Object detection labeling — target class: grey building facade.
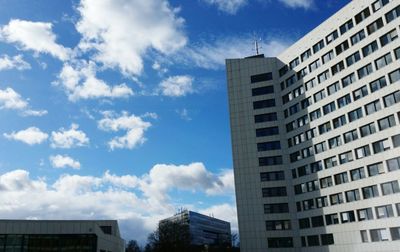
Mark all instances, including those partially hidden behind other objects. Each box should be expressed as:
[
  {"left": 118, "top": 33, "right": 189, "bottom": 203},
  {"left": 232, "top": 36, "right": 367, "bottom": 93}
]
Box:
[
  {"left": 226, "top": 0, "right": 400, "bottom": 251},
  {"left": 0, "top": 220, "right": 124, "bottom": 252}
]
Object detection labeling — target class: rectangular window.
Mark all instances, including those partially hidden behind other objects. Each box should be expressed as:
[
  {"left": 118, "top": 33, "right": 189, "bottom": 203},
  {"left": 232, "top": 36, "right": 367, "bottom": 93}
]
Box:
[
  {"left": 390, "top": 227, "right": 400, "bottom": 241},
  {"left": 309, "top": 109, "right": 321, "bottom": 121},
  {"left": 318, "top": 121, "right": 331, "bottom": 134},
  {"left": 355, "top": 7, "right": 371, "bottom": 24},
  {"left": 264, "top": 203, "right": 289, "bottom": 214},
  {"left": 342, "top": 73, "right": 356, "bottom": 88},
  {"left": 353, "top": 85, "right": 368, "bottom": 100},
  {"left": 340, "top": 19, "right": 354, "bottom": 35},
  {"left": 378, "top": 115, "right": 396, "bottom": 130},
  {"left": 351, "top": 29, "right": 366, "bottom": 45},
  {"left": 309, "top": 59, "right": 321, "bottom": 72},
  {"left": 380, "top": 29, "right": 398, "bottom": 46},
  {"left": 326, "top": 31, "right": 338, "bottom": 45},
  {"left": 376, "top": 205, "right": 394, "bottom": 219},
  {"left": 331, "top": 61, "right": 345, "bottom": 75},
  {"left": 318, "top": 70, "right": 330, "bottom": 83},
  {"left": 311, "top": 216, "right": 324, "bottom": 227},
  {"left": 262, "top": 187, "right": 287, "bottom": 197},
  {"left": 259, "top": 156, "right": 283, "bottom": 166},
  {"left": 334, "top": 172, "right": 348, "bottom": 185},
  {"left": 355, "top": 145, "right": 371, "bottom": 159},
  {"left": 279, "top": 65, "right": 288, "bottom": 77},
  {"left": 252, "top": 86, "right": 274, "bottom": 96},
  {"left": 327, "top": 81, "right": 340, "bottom": 95},
  {"left": 307, "top": 235, "right": 320, "bottom": 247},
  {"left": 339, "top": 151, "right": 353, "bottom": 164},
  {"left": 381, "top": 181, "right": 400, "bottom": 195},
  {"left": 256, "top": 127, "right": 279, "bottom": 137},
  {"left": 321, "top": 234, "right": 334, "bottom": 245},
  {"left": 312, "top": 40, "right": 325, "bottom": 54},
  {"left": 260, "top": 171, "right": 285, "bottom": 181},
  {"left": 313, "top": 90, "right": 326, "bottom": 103},
  {"left": 267, "top": 237, "right": 293, "bottom": 248},
  {"left": 324, "top": 156, "right": 338, "bottom": 169},
  {"left": 289, "top": 58, "right": 299, "bottom": 69},
  {"left": 328, "top": 135, "right": 342, "bottom": 149},
  {"left": 389, "top": 69, "right": 400, "bottom": 83},
  {"left": 367, "top": 17, "right": 384, "bottom": 35},
  {"left": 385, "top": 5, "right": 400, "bottom": 23},
  {"left": 345, "top": 189, "right": 361, "bottom": 202},
  {"left": 372, "top": 138, "right": 390, "bottom": 153},
  {"left": 301, "top": 49, "right": 312, "bottom": 62},
  {"left": 325, "top": 213, "right": 339, "bottom": 225},
  {"left": 346, "top": 51, "right": 361, "bottom": 67},
  {"left": 322, "top": 50, "right": 334, "bottom": 63},
  {"left": 286, "top": 75, "right": 296, "bottom": 87},
  {"left": 383, "top": 90, "right": 400, "bottom": 107},
  {"left": 297, "top": 67, "right": 309, "bottom": 79},
  {"left": 367, "top": 162, "right": 385, "bottom": 176},
  {"left": 310, "top": 161, "right": 322, "bottom": 173},
  {"left": 362, "top": 41, "right": 379, "bottom": 57},
  {"left": 344, "top": 129, "right": 358, "bottom": 143},
  {"left": 335, "top": 40, "right": 349, "bottom": 55},
  {"left": 375, "top": 53, "right": 393, "bottom": 70},
  {"left": 369, "top": 76, "right": 387, "bottom": 93},
  {"left": 372, "top": 0, "right": 391, "bottom": 12},
  {"left": 357, "top": 63, "right": 373, "bottom": 79},
  {"left": 253, "top": 99, "right": 275, "bottom": 109},
  {"left": 395, "top": 47, "right": 400, "bottom": 59},
  {"left": 357, "top": 208, "right": 373, "bottom": 221},
  {"left": 251, "top": 72, "right": 273, "bottom": 83},
  {"left": 255, "top": 113, "right": 278, "bottom": 123},
  {"left": 337, "top": 94, "right": 351, "bottom": 108},
  {"left": 387, "top": 157, "right": 400, "bottom": 172},
  {"left": 257, "top": 141, "right": 281, "bottom": 151},
  {"left": 348, "top": 107, "right": 363, "bottom": 122},
  {"left": 266, "top": 220, "right": 291, "bottom": 231},
  {"left": 305, "top": 78, "right": 316, "bottom": 91},
  {"left": 365, "top": 100, "right": 381, "bottom": 115},
  {"left": 316, "top": 196, "right": 328, "bottom": 208},
  {"left": 341, "top": 211, "right": 356, "bottom": 223},
  {"left": 361, "top": 230, "right": 368, "bottom": 243},
  {"left": 362, "top": 185, "right": 379, "bottom": 199},
  {"left": 323, "top": 102, "right": 336, "bottom": 115},
  {"left": 300, "top": 97, "right": 312, "bottom": 110},
  {"left": 350, "top": 167, "right": 366, "bottom": 181},
  {"left": 392, "top": 134, "right": 400, "bottom": 148},
  {"left": 320, "top": 176, "right": 333, "bottom": 188},
  {"left": 330, "top": 193, "right": 344, "bottom": 205}
]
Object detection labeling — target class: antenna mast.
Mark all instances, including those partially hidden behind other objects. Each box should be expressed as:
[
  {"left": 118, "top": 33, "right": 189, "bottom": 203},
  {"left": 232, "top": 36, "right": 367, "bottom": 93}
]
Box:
[{"left": 254, "top": 39, "right": 259, "bottom": 55}]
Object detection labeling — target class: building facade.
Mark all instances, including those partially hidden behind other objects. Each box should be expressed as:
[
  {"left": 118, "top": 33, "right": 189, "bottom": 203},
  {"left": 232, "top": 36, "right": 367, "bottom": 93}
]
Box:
[
  {"left": 160, "top": 210, "right": 231, "bottom": 246},
  {"left": 0, "top": 220, "right": 125, "bottom": 252},
  {"left": 226, "top": 0, "right": 400, "bottom": 251}
]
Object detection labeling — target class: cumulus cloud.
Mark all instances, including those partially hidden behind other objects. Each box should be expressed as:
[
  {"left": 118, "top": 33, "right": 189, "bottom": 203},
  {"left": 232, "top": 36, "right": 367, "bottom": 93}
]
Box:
[
  {"left": 98, "top": 111, "right": 152, "bottom": 150},
  {"left": 0, "top": 163, "right": 235, "bottom": 242},
  {"left": 0, "top": 87, "right": 47, "bottom": 116},
  {"left": 0, "top": 19, "right": 71, "bottom": 61},
  {"left": 55, "top": 61, "right": 133, "bottom": 101},
  {"left": 76, "top": 0, "right": 187, "bottom": 77},
  {"left": 50, "top": 124, "right": 89, "bottom": 149},
  {"left": 49, "top": 155, "right": 81, "bottom": 169},
  {"left": 202, "top": 0, "right": 247, "bottom": 14},
  {"left": 3, "top": 127, "right": 48, "bottom": 145},
  {"left": 0, "top": 54, "right": 30, "bottom": 71},
  {"left": 278, "top": 0, "right": 315, "bottom": 9},
  {"left": 158, "top": 75, "right": 194, "bottom": 97}
]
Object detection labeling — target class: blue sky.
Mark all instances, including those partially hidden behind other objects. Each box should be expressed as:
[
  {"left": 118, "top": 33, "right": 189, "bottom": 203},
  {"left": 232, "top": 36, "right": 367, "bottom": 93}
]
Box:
[{"left": 0, "top": 0, "right": 348, "bottom": 243}]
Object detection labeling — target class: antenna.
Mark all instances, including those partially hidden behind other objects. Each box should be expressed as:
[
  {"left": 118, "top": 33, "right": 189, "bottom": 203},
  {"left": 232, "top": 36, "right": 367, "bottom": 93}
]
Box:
[{"left": 253, "top": 35, "right": 262, "bottom": 55}]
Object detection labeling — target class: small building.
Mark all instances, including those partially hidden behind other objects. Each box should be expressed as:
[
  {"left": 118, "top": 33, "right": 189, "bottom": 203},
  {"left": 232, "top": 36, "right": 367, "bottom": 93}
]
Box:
[
  {"left": 0, "top": 219, "right": 125, "bottom": 252},
  {"left": 160, "top": 210, "right": 231, "bottom": 247}
]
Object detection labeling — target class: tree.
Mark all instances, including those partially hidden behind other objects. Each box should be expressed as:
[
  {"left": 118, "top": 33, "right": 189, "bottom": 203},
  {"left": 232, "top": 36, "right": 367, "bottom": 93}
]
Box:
[
  {"left": 126, "top": 240, "right": 141, "bottom": 252},
  {"left": 145, "top": 220, "right": 191, "bottom": 252}
]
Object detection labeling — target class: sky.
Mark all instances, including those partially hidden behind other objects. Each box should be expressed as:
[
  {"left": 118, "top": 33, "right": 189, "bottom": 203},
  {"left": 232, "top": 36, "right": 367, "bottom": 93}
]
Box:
[{"left": 0, "top": 0, "right": 349, "bottom": 244}]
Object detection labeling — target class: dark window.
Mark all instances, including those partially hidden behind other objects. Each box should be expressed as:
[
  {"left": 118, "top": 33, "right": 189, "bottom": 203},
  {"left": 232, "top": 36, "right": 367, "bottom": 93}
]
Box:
[
  {"left": 253, "top": 99, "right": 276, "bottom": 109},
  {"left": 279, "top": 65, "right": 289, "bottom": 77},
  {"left": 337, "top": 94, "right": 351, "bottom": 108},
  {"left": 355, "top": 7, "right": 371, "bottom": 24},
  {"left": 385, "top": 5, "right": 400, "bottom": 23},
  {"left": 289, "top": 58, "right": 300, "bottom": 69},
  {"left": 262, "top": 187, "right": 287, "bottom": 197},
  {"left": 380, "top": 29, "right": 398, "bottom": 46},
  {"left": 256, "top": 127, "right": 279, "bottom": 137},
  {"left": 376, "top": 204, "right": 395, "bottom": 219},
  {"left": 259, "top": 156, "right": 283, "bottom": 166},
  {"left": 392, "top": 134, "right": 400, "bottom": 148},
  {"left": 367, "top": 17, "right": 384, "bottom": 35},
  {"left": 320, "top": 176, "right": 333, "bottom": 188},
  {"left": 339, "top": 151, "right": 353, "bottom": 164},
  {"left": 330, "top": 193, "right": 344, "bottom": 205},
  {"left": 325, "top": 214, "right": 339, "bottom": 225},
  {"left": 266, "top": 220, "right": 291, "bottom": 230},
  {"left": 381, "top": 181, "right": 400, "bottom": 195},
  {"left": 372, "top": 138, "right": 390, "bottom": 153},
  {"left": 367, "top": 162, "right": 385, "bottom": 176},
  {"left": 387, "top": 157, "right": 400, "bottom": 172},
  {"left": 252, "top": 86, "right": 274, "bottom": 96},
  {"left": 346, "top": 51, "right": 361, "bottom": 67},
  {"left": 307, "top": 235, "right": 320, "bottom": 246},
  {"left": 383, "top": 90, "right": 400, "bottom": 107},
  {"left": 342, "top": 72, "right": 356, "bottom": 88},
  {"left": 351, "top": 29, "right": 366, "bottom": 45},
  {"left": 362, "top": 40, "right": 379, "bottom": 57},
  {"left": 326, "top": 30, "right": 338, "bottom": 44},
  {"left": 264, "top": 203, "right": 289, "bottom": 214},
  {"left": 299, "top": 218, "right": 310, "bottom": 229},
  {"left": 260, "top": 171, "right": 285, "bottom": 181},
  {"left": 339, "top": 19, "right": 354, "bottom": 35},
  {"left": 375, "top": 53, "right": 393, "bottom": 70},
  {"left": 331, "top": 61, "right": 345, "bottom": 75},
  {"left": 311, "top": 216, "right": 324, "bottom": 227},
  {"left": 341, "top": 211, "right": 356, "bottom": 223},
  {"left": 251, "top": 72, "right": 273, "bottom": 83},
  {"left": 257, "top": 141, "right": 281, "bottom": 151},
  {"left": 346, "top": 189, "right": 361, "bottom": 202},
  {"left": 334, "top": 172, "right": 348, "bottom": 185},
  {"left": 335, "top": 40, "right": 349, "bottom": 55},
  {"left": 344, "top": 129, "right": 358, "bottom": 143},
  {"left": 357, "top": 208, "right": 373, "bottom": 221},
  {"left": 353, "top": 85, "right": 368, "bottom": 100},
  {"left": 369, "top": 76, "right": 387, "bottom": 93},
  {"left": 350, "top": 167, "right": 365, "bottom": 181},
  {"left": 365, "top": 100, "right": 381, "bottom": 115},
  {"left": 313, "top": 40, "right": 325, "bottom": 54},
  {"left": 348, "top": 107, "right": 363, "bottom": 122},
  {"left": 301, "top": 49, "right": 312, "bottom": 62},
  {"left": 321, "top": 234, "right": 334, "bottom": 245},
  {"left": 322, "top": 50, "right": 334, "bottom": 63},
  {"left": 327, "top": 81, "right": 340, "bottom": 95},
  {"left": 362, "top": 185, "right": 379, "bottom": 199},
  {"left": 255, "top": 113, "right": 278, "bottom": 123},
  {"left": 268, "top": 237, "right": 293, "bottom": 248},
  {"left": 389, "top": 68, "right": 400, "bottom": 83},
  {"left": 357, "top": 63, "right": 373, "bottom": 79}
]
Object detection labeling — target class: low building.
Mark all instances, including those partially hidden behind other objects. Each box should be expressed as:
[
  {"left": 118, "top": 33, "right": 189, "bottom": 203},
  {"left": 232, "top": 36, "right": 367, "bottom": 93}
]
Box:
[
  {"left": 160, "top": 210, "right": 231, "bottom": 247},
  {"left": 0, "top": 219, "right": 124, "bottom": 252}
]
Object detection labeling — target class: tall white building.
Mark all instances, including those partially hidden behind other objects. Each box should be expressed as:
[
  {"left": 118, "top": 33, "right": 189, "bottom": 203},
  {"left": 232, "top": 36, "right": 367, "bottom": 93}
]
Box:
[{"left": 226, "top": 0, "right": 400, "bottom": 251}]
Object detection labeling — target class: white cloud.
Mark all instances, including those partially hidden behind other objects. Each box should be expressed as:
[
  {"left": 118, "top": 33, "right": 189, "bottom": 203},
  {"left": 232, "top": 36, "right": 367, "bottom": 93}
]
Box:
[
  {"left": 278, "top": 0, "right": 314, "bottom": 9},
  {"left": 76, "top": 0, "right": 187, "bottom": 77},
  {"left": 49, "top": 155, "right": 81, "bottom": 169},
  {"left": 0, "top": 54, "right": 31, "bottom": 71},
  {"left": 176, "top": 108, "right": 191, "bottom": 121},
  {"left": 98, "top": 111, "right": 152, "bottom": 150},
  {"left": 3, "top": 127, "right": 48, "bottom": 145},
  {"left": 50, "top": 124, "right": 89, "bottom": 149},
  {"left": 56, "top": 61, "right": 133, "bottom": 101},
  {"left": 0, "top": 163, "right": 235, "bottom": 242},
  {"left": 198, "top": 203, "right": 238, "bottom": 232},
  {"left": 0, "top": 87, "right": 47, "bottom": 116},
  {"left": 202, "top": 0, "right": 247, "bottom": 14},
  {"left": 158, "top": 75, "right": 194, "bottom": 97},
  {"left": 0, "top": 19, "right": 71, "bottom": 61},
  {"left": 175, "top": 36, "right": 292, "bottom": 70}
]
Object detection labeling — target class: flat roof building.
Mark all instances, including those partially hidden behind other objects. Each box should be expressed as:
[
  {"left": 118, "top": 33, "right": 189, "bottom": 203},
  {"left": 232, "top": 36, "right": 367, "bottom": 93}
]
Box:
[
  {"left": 0, "top": 220, "right": 124, "bottom": 252},
  {"left": 226, "top": 0, "right": 400, "bottom": 251}
]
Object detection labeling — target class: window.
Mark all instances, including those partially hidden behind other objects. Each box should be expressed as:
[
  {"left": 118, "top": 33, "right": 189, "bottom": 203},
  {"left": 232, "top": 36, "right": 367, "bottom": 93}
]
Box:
[
  {"left": 328, "top": 135, "right": 342, "bottom": 149},
  {"left": 372, "top": 0, "right": 391, "bottom": 12},
  {"left": 355, "top": 7, "right": 371, "bottom": 24},
  {"left": 369, "top": 76, "right": 387, "bottom": 93},
  {"left": 305, "top": 128, "right": 316, "bottom": 140},
  {"left": 324, "top": 156, "right": 338, "bottom": 169},
  {"left": 385, "top": 5, "right": 400, "bottom": 23},
  {"left": 341, "top": 211, "right": 356, "bottom": 223},
  {"left": 372, "top": 138, "right": 390, "bottom": 153},
  {"left": 297, "top": 67, "right": 309, "bottom": 79},
  {"left": 360, "top": 121, "right": 377, "bottom": 136},
  {"left": 326, "top": 31, "right": 338, "bottom": 45},
  {"left": 367, "top": 18, "right": 384, "bottom": 35},
  {"left": 302, "top": 146, "right": 314, "bottom": 158},
  {"left": 320, "top": 176, "right": 333, "bottom": 188},
  {"left": 339, "top": 19, "right": 353, "bottom": 35},
  {"left": 279, "top": 65, "right": 288, "bottom": 77},
  {"left": 350, "top": 167, "right": 366, "bottom": 181},
  {"left": 293, "top": 86, "right": 305, "bottom": 98},
  {"left": 357, "top": 208, "right": 373, "bottom": 221},
  {"left": 325, "top": 214, "right": 339, "bottom": 225},
  {"left": 365, "top": 100, "right": 381, "bottom": 115},
  {"left": 252, "top": 86, "right": 274, "bottom": 96},
  {"left": 260, "top": 171, "right": 284, "bottom": 181},
  {"left": 257, "top": 141, "right": 281, "bottom": 151},
  {"left": 300, "top": 97, "right": 312, "bottom": 109},
  {"left": 362, "top": 185, "right": 379, "bottom": 199},
  {"left": 256, "top": 127, "right": 279, "bottom": 137},
  {"left": 297, "top": 165, "right": 310, "bottom": 177},
  {"left": 314, "top": 90, "right": 326, "bottom": 102},
  {"left": 334, "top": 172, "right": 348, "bottom": 185},
  {"left": 255, "top": 113, "right": 278, "bottom": 123},
  {"left": 301, "top": 49, "right": 312, "bottom": 62},
  {"left": 383, "top": 90, "right": 400, "bottom": 107},
  {"left": 286, "top": 75, "right": 296, "bottom": 87},
  {"left": 390, "top": 227, "right": 400, "bottom": 241},
  {"left": 392, "top": 134, "right": 400, "bottom": 147},
  {"left": 362, "top": 41, "right": 379, "bottom": 57},
  {"left": 262, "top": 187, "right": 287, "bottom": 197},
  {"left": 376, "top": 205, "right": 394, "bottom": 219},
  {"left": 342, "top": 73, "right": 356, "bottom": 88},
  {"left": 264, "top": 203, "right": 289, "bottom": 213},
  {"left": 380, "top": 29, "right": 398, "bottom": 46},
  {"left": 381, "top": 181, "right": 400, "bottom": 195},
  {"left": 331, "top": 61, "right": 345, "bottom": 75},
  {"left": 313, "top": 40, "right": 325, "bottom": 54},
  {"left": 318, "top": 121, "right": 331, "bottom": 134},
  {"left": 323, "top": 102, "right": 336, "bottom": 115},
  {"left": 344, "top": 129, "right": 358, "bottom": 143},
  {"left": 331, "top": 193, "right": 344, "bottom": 205},
  {"left": 322, "top": 50, "right": 334, "bottom": 63},
  {"left": 259, "top": 156, "right": 283, "bottom": 166},
  {"left": 310, "top": 161, "right": 323, "bottom": 173},
  {"left": 348, "top": 108, "right": 363, "bottom": 122},
  {"left": 387, "top": 157, "right": 400, "bottom": 172},
  {"left": 266, "top": 220, "right": 291, "bottom": 230},
  {"left": 314, "top": 142, "right": 326, "bottom": 154},
  {"left": 251, "top": 72, "right": 272, "bottom": 83},
  {"left": 307, "top": 235, "right": 320, "bottom": 247},
  {"left": 305, "top": 78, "right": 316, "bottom": 91},
  {"left": 316, "top": 196, "right": 328, "bottom": 208},
  {"left": 361, "top": 230, "right": 368, "bottom": 243},
  {"left": 351, "top": 29, "right": 366, "bottom": 45},
  {"left": 396, "top": 47, "right": 400, "bottom": 59},
  {"left": 335, "top": 40, "right": 349, "bottom": 55},
  {"left": 321, "top": 234, "right": 334, "bottom": 245},
  {"left": 389, "top": 69, "right": 400, "bottom": 83},
  {"left": 311, "top": 216, "right": 324, "bottom": 227},
  {"left": 309, "top": 59, "right": 321, "bottom": 72},
  {"left": 353, "top": 85, "right": 368, "bottom": 100},
  {"left": 309, "top": 109, "right": 321, "bottom": 121},
  {"left": 318, "top": 70, "right": 330, "bottom": 83},
  {"left": 357, "top": 63, "right": 373, "bottom": 79},
  {"left": 303, "top": 199, "right": 315, "bottom": 211},
  {"left": 339, "top": 151, "right": 353, "bottom": 164},
  {"left": 375, "top": 53, "right": 393, "bottom": 70},
  {"left": 346, "top": 189, "right": 361, "bottom": 202},
  {"left": 268, "top": 237, "right": 293, "bottom": 248},
  {"left": 289, "top": 58, "right": 300, "bottom": 69},
  {"left": 378, "top": 115, "right": 396, "bottom": 130},
  {"left": 355, "top": 145, "right": 371, "bottom": 159},
  {"left": 337, "top": 94, "right": 351, "bottom": 108},
  {"left": 327, "top": 81, "right": 340, "bottom": 95},
  {"left": 367, "top": 162, "right": 385, "bottom": 176},
  {"left": 346, "top": 51, "right": 361, "bottom": 67}
]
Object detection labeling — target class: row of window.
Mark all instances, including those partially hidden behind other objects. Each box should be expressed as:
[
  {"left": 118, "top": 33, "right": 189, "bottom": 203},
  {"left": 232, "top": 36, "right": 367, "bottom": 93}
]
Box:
[
  {"left": 361, "top": 226, "right": 400, "bottom": 243},
  {"left": 301, "top": 234, "right": 334, "bottom": 247}
]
